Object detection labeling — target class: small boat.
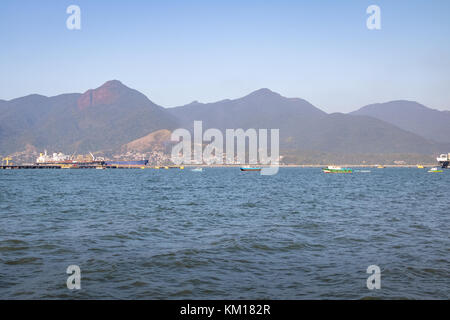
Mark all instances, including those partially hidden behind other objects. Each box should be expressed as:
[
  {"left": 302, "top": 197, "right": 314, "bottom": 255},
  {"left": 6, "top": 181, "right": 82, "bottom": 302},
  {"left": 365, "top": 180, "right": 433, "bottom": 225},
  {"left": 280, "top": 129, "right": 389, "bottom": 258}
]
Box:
[
  {"left": 322, "top": 166, "right": 352, "bottom": 173},
  {"left": 95, "top": 166, "right": 105, "bottom": 170},
  {"left": 417, "top": 165, "right": 424, "bottom": 169},
  {"left": 377, "top": 165, "right": 385, "bottom": 169},
  {"left": 240, "top": 167, "right": 262, "bottom": 172},
  {"left": 428, "top": 167, "right": 443, "bottom": 173},
  {"left": 191, "top": 167, "right": 203, "bottom": 172}
]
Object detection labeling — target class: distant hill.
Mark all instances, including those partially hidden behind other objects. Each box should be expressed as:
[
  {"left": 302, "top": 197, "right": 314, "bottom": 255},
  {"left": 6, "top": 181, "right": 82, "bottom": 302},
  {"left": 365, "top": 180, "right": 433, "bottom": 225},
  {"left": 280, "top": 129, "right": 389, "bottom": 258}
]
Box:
[
  {"left": 120, "top": 129, "right": 172, "bottom": 153},
  {"left": 169, "top": 90, "right": 445, "bottom": 154},
  {"left": 0, "top": 80, "right": 179, "bottom": 154},
  {"left": 169, "top": 88, "right": 327, "bottom": 130},
  {"left": 1, "top": 82, "right": 448, "bottom": 163},
  {"left": 351, "top": 100, "right": 450, "bottom": 144}
]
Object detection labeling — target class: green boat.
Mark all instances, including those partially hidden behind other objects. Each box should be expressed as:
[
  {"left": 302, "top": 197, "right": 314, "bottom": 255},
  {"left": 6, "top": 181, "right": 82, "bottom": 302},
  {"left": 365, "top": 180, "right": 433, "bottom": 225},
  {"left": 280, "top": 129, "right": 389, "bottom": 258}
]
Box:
[{"left": 322, "top": 166, "right": 352, "bottom": 173}]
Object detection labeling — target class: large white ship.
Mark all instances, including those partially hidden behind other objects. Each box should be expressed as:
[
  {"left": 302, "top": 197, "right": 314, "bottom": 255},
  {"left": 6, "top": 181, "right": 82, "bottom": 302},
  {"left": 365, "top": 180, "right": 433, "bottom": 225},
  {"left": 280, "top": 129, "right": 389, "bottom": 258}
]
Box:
[
  {"left": 36, "top": 150, "right": 72, "bottom": 164},
  {"left": 437, "top": 153, "right": 450, "bottom": 168},
  {"left": 35, "top": 150, "right": 103, "bottom": 166}
]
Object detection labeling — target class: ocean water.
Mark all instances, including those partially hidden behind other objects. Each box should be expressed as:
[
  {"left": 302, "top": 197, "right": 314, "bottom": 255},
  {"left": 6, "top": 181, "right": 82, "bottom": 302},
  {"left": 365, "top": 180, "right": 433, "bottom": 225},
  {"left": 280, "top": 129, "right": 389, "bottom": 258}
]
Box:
[{"left": 0, "top": 168, "right": 448, "bottom": 299}]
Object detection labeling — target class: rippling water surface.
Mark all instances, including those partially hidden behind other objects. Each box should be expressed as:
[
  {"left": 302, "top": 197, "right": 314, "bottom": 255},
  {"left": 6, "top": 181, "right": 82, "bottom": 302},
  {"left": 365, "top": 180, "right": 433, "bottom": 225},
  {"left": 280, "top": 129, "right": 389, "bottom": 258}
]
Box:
[{"left": 0, "top": 168, "right": 448, "bottom": 299}]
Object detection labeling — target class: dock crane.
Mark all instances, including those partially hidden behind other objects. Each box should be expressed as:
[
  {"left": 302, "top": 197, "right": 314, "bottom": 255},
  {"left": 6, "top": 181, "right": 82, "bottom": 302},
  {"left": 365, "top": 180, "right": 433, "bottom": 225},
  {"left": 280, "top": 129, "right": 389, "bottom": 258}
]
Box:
[{"left": 2, "top": 157, "right": 12, "bottom": 166}]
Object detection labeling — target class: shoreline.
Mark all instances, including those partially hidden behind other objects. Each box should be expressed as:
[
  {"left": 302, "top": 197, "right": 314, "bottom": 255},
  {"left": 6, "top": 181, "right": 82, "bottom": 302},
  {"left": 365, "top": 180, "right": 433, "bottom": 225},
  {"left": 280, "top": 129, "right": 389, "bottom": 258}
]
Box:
[
  {"left": 1, "top": 164, "right": 444, "bottom": 170},
  {"left": 182, "top": 164, "right": 441, "bottom": 168}
]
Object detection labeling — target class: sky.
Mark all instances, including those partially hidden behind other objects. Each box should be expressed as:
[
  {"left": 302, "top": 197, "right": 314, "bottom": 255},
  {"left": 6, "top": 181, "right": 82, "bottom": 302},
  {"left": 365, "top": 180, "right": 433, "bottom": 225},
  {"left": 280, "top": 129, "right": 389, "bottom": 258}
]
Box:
[{"left": 0, "top": 0, "right": 449, "bottom": 112}]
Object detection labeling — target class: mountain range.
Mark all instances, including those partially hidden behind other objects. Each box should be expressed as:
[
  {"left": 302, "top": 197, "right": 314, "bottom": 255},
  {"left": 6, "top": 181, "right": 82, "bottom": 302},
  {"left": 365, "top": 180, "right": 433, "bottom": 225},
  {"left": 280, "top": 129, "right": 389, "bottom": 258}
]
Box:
[
  {"left": 0, "top": 80, "right": 179, "bottom": 155},
  {"left": 168, "top": 89, "right": 448, "bottom": 154},
  {"left": 1, "top": 80, "right": 449, "bottom": 164},
  {"left": 351, "top": 100, "right": 450, "bottom": 144}
]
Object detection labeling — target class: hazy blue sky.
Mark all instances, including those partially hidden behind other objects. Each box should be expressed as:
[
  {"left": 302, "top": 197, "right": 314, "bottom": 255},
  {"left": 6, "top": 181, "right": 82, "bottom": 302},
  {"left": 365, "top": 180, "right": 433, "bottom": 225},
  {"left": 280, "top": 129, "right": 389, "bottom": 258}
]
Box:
[{"left": 1, "top": 0, "right": 449, "bottom": 112}]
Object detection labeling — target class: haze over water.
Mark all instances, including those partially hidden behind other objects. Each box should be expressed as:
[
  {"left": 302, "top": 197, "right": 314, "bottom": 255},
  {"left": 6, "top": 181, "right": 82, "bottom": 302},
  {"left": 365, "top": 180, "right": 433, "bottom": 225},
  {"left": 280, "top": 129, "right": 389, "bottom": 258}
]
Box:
[{"left": 0, "top": 168, "right": 448, "bottom": 299}]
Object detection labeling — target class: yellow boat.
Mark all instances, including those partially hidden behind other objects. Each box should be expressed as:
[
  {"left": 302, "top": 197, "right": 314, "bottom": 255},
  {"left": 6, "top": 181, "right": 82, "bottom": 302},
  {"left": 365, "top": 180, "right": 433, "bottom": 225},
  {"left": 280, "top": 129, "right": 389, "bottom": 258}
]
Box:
[
  {"left": 377, "top": 165, "right": 385, "bottom": 169},
  {"left": 417, "top": 165, "right": 424, "bottom": 169}
]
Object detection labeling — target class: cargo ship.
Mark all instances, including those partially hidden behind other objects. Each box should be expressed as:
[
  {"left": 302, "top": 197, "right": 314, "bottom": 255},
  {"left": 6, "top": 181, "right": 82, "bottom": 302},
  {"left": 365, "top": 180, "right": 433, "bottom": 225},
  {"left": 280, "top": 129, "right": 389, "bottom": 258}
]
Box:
[
  {"left": 36, "top": 151, "right": 75, "bottom": 164},
  {"left": 36, "top": 151, "right": 103, "bottom": 167},
  {"left": 36, "top": 151, "right": 149, "bottom": 168},
  {"left": 437, "top": 153, "right": 450, "bottom": 168}
]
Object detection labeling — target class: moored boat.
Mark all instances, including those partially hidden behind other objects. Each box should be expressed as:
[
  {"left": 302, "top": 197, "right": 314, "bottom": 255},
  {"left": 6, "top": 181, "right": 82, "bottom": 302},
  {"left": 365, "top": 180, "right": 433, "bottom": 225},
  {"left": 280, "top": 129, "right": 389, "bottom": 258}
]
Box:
[
  {"left": 437, "top": 153, "right": 450, "bottom": 168},
  {"left": 428, "top": 167, "right": 443, "bottom": 173},
  {"left": 322, "top": 166, "right": 352, "bottom": 173},
  {"left": 240, "top": 167, "right": 262, "bottom": 172},
  {"left": 191, "top": 167, "right": 203, "bottom": 172}
]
